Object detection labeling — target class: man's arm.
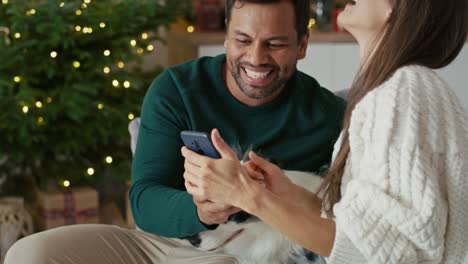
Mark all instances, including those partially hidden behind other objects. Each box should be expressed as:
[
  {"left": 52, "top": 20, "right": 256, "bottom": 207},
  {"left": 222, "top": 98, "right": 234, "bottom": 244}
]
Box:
[{"left": 130, "top": 71, "right": 208, "bottom": 237}]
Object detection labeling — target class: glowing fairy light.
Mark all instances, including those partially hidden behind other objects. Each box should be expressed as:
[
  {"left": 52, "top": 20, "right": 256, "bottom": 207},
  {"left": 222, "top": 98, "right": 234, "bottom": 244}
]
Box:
[{"left": 63, "top": 180, "right": 70, "bottom": 187}]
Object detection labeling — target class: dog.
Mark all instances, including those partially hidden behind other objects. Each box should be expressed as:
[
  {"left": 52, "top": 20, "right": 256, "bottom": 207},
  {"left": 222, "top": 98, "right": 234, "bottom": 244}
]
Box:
[{"left": 178, "top": 170, "right": 326, "bottom": 264}]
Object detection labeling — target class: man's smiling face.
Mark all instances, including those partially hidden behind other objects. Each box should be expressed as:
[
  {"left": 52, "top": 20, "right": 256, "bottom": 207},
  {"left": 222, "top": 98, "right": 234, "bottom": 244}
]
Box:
[{"left": 224, "top": 1, "right": 308, "bottom": 105}]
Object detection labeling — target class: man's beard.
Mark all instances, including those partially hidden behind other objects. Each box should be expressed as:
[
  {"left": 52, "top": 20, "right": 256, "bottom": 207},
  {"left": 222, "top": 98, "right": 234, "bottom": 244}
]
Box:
[{"left": 230, "top": 61, "right": 291, "bottom": 100}]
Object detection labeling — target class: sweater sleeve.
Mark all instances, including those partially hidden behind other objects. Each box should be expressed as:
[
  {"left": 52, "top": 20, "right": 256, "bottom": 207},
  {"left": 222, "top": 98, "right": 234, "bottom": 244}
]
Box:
[
  {"left": 130, "top": 70, "right": 209, "bottom": 238},
  {"left": 328, "top": 66, "right": 464, "bottom": 263}
]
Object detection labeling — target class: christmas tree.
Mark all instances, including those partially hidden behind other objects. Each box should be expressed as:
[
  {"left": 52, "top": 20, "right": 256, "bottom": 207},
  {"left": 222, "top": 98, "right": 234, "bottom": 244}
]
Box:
[{"left": 0, "top": 0, "right": 189, "bottom": 198}]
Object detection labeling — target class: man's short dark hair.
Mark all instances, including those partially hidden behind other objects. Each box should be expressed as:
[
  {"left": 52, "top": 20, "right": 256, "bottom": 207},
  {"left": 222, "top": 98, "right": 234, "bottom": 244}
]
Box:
[{"left": 225, "top": 0, "right": 311, "bottom": 41}]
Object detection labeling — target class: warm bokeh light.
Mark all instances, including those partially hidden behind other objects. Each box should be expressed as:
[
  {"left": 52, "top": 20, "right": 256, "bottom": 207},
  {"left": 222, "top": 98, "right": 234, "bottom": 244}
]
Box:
[
  {"left": 186, "top": 25, "right": 195, "bottom": 33},
  {"left": 123, "top": 81, "right": 131, "bottom": 88},
  {"left": 128, "top": 113, "right": 135, "bottom": 120},
  {"left": 50, "top": 51, "right": 58, "bottom": 58},
  {"left": 63, "top": 180, "right": 71, "bottom": 187},
  {"left": 87, "top": 168, "right": 95, "bottom": 176},
  {"left": 35, "top": 101, "right": 43, "bottom": 108},
  {"left": 103, "top": 67, "right": 110, "bottom": 74},
  {"left": 105, "top": 156, "right": 113, "bottom": 164}
]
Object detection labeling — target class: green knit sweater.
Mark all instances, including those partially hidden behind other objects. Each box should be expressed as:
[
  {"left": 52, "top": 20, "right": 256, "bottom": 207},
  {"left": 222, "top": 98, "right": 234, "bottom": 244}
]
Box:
[{"left": 131, "top": 54, "right": 345, "bottom": 238}]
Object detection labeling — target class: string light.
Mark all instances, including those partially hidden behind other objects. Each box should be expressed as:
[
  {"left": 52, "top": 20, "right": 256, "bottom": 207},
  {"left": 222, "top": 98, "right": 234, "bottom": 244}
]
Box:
[
  {"left": 186, "top": 25, "right": 195, "bottom": 33},
  {"left": 82, "top": 27, "right": 93, "bottom": 34},
  {"left": 130, "top": 40, "right": 137, "bottom": 47},
  {"left": 63, "top": 180, "right": 71, "bottom": 187},
  {"left": 37, "top": 116, "right": 44, "bottom": 124},
  {"left": 73, "top": 61, "right": 81, "bottom": 68},
  {"left": 26, "top": 9, "right": 36, "bottom": 16},
  {"left": 35, "top": 101, "right": 43, "bottom": 108},
  {"left": 87, "top": 168, "right": 95, "bottom": 176},
  {"left": 47, "top": 97, "right": 53, "bottom": 103},
  {"left": 128, "top": 113, "right": 135, "bottom": 120},
  {"left": 2, "top": 0, "right": 8, "bottom": 4},
  {"left": 13, "top": 76, "right": 21, "bottom": 83},
  {"left": 82, "top": 3, "right": 87, "bottom": 8},
  {"left": 75, "top": 10, "right": 82, "bottom": 16},
  {"left": 147, "top": 45, "right": 154, "bottom": 51},
  {"left": 117, "top": 61, "right": 125, "bottom": 68},
  {"left": 123, "top": 81, "right": 131, "bottom": 88},
  {"left": 103, "top": 67, "right": 110, "bottom": 74},
  {"left": 103, "top": 50, "right": 111, "bottom": 56},
  {"left": 84, "top": 0, "right": 91, "bottom": 4},
  {"left": 308, "top": 18, "right": 316, "bottom": 30},
  {"left": 50, "top": 51, "right": 58, "bottom": 58},
  {"left": 22, "top": 106, "right": 29, "bottom": 114},
  {"left": 141, "top": 32, "right": 148, "bottom": 40},
  {"left": 59, "top": 2, "right": 64, "bottom": 7},
  {"left": 97, "top": 103, "right": 104, "bottom": 110},
  {"left": 105, "top": 156, "right": 113, "bottom": 164},
  {"left": 75, "top": 26, "right": 82, "bottom": 32},
  {"left": 14, "top": 33, "right": 21, "bottom": 39},
  {"left": 99, "top": 22, "right": 106, "bottom": 28},
  {"left": 112, "top": 80, "right": 119, "bottom": 87},
  {"left": 136, "top": 48, "right": 144, "bottom": 55}
]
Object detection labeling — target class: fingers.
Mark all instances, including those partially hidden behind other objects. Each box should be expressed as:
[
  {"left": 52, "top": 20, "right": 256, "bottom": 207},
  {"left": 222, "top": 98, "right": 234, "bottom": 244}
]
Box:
[
  {"left": 243, "top": 161, "right": 264, "bottom": 180},
  {"left": 248, "top": 151, "right": 279, "bottom": 175},
  {"left": 211, "top": 128, "right": 238, "bottom": 160},
  {"left": 181, "top": 146, "right": 210, "bottom": 167}
]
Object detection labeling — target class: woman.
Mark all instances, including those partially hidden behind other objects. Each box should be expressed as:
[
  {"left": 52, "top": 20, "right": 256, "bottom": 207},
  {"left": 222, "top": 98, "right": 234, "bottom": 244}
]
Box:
[{"left": 182, "top": 0, "right": 468, "bottom": 262}]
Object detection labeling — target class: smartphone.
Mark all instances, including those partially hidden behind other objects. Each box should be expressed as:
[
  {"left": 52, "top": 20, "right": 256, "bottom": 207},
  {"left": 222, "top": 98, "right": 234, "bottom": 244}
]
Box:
[{"left": 180, "top": 131, "right": 221, "bottom": 159}]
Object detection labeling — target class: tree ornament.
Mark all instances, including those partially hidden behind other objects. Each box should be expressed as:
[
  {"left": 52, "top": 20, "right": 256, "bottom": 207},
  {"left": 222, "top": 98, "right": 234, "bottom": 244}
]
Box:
[{"left": 0, "top": 26, "right": 10, "bottom": 45}]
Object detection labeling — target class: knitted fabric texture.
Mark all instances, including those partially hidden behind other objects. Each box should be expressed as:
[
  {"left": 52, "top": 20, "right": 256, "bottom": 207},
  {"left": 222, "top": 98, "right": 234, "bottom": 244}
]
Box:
[{"left": 328, "top": 65, "right": 468, "bottom": 263}]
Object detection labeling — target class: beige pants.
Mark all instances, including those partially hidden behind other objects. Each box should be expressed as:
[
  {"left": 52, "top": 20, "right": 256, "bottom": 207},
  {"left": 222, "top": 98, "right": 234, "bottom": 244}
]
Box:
[{"left": 4, "top": 224, "right": 239, "bottom": 264}]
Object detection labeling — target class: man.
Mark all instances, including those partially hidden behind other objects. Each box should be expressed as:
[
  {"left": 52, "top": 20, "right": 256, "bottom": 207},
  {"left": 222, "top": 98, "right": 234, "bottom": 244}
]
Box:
[{"left": 5, "top": 0, "right": 344, "bottom": 263}]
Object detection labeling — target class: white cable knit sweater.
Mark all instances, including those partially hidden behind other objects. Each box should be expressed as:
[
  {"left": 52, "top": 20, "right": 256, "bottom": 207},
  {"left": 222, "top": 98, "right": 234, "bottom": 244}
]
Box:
[{"left": 327, "top": 65, "right": 468, "bottom": 263}]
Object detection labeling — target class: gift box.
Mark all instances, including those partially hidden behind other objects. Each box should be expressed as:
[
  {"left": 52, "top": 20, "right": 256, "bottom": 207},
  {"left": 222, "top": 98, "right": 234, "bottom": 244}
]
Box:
[{"left": 37, "top": 187, "right": 99, "bottom": 230}]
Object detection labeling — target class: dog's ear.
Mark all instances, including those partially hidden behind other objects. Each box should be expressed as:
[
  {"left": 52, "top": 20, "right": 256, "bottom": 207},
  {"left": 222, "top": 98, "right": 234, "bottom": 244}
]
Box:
[{"left": 184, "top": 233, "right": 202, "bottom": 247}]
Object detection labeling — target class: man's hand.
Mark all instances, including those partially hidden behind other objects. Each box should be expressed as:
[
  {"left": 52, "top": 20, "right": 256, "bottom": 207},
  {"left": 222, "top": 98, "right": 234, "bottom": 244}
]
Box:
[
  {"left": 185, "top": 128, "right": 242, "bottom": 225},
  {"left": 193, "top": 196, "right": 241, "bottom": 225}
]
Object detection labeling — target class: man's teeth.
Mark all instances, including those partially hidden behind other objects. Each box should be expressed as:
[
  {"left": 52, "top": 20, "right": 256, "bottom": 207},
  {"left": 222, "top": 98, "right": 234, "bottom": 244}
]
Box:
[{"left": 244, "top": 68, "right": 270, "bottom": 79}]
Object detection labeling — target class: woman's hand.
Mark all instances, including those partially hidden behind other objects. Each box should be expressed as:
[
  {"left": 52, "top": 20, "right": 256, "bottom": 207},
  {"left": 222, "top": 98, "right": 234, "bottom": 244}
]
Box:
[{"left": 247, "top": 151, "right": 296, "bottom": 198}]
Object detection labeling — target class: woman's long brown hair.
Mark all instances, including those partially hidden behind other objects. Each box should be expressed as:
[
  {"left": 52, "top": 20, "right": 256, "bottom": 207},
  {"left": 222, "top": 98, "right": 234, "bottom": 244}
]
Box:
[{"left": 318, "top": 0, "right": 468, "bottom": 217}]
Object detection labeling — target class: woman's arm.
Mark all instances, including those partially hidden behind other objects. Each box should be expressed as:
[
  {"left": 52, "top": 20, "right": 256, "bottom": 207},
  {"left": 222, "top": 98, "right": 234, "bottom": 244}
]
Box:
[{"left": 182, "top": 130, "right": 336, "bottom": 256}]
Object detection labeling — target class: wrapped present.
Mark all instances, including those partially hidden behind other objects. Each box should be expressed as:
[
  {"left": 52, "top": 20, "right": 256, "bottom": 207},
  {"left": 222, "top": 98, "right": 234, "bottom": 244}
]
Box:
[{"left": 37, "top": 187, "right": 99, "bottom": 230}]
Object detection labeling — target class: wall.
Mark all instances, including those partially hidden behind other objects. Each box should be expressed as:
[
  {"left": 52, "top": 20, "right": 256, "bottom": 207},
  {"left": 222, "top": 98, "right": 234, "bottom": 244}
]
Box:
[{"left": 199, "top": 43, "right": 468, "bottom": 111}]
